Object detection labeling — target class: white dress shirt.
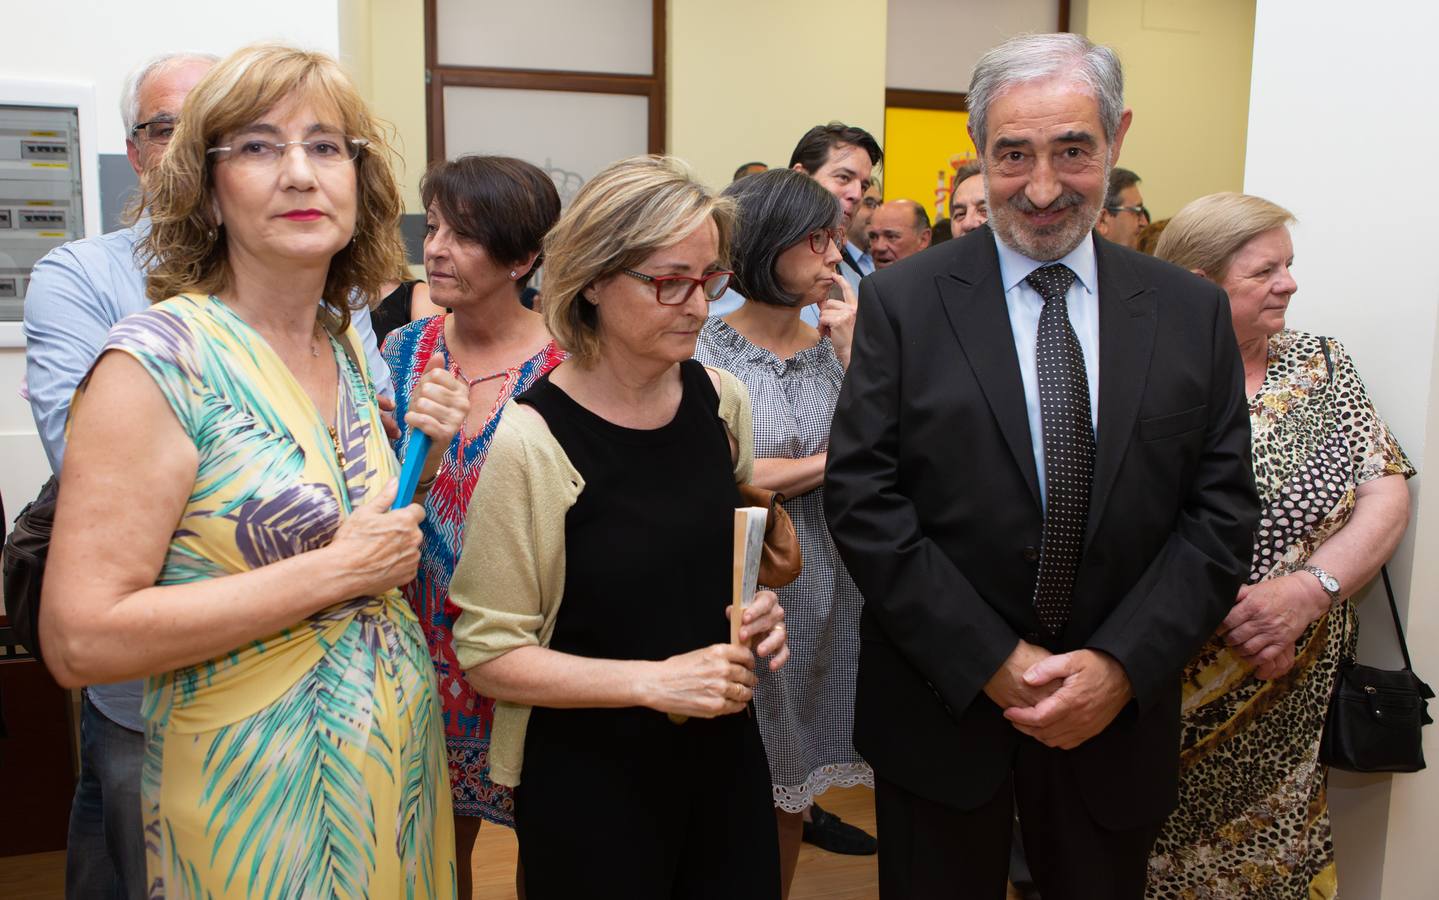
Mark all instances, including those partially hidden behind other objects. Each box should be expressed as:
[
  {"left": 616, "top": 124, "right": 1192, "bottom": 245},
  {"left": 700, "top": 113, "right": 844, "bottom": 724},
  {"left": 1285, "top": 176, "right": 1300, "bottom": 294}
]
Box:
[{"left": 992, "top": 232, "right": 1101, "bottom": 507}]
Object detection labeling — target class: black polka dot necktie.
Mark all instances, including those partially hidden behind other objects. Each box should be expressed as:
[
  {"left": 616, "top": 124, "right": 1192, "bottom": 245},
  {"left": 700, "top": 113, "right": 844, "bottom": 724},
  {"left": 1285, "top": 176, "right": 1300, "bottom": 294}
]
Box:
[{"left": 1026, "top": 263, "right": 1093, "bottom": 637}]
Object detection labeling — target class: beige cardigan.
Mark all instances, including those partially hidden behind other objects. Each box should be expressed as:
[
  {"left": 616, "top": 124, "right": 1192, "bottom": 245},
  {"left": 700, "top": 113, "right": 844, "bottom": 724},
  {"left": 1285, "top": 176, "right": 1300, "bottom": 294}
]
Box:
[{"left": 449, "top": 367, "right": 754, "bottom": 787}]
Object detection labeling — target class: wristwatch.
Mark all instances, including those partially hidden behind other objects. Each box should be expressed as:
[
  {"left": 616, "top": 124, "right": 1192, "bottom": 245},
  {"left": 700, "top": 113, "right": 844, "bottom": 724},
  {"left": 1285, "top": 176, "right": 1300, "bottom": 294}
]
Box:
[{"left": 1300, "top": 564, "right": 1342, "bottom": 603}]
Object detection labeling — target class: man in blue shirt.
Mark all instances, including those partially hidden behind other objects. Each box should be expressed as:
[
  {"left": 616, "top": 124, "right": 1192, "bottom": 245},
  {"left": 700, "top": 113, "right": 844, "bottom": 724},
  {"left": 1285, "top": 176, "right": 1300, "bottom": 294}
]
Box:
[
  {"left": 23, "top": 52, "right": 391, "bottom": 900},
  {"left": 842, "top": 180, "right": 881, "bottom": 289}
]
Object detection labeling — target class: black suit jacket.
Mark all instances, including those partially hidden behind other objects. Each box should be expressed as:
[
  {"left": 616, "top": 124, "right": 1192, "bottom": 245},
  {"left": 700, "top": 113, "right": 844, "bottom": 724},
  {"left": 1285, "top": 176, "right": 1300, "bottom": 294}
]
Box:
[{"left": 825, "top": 226, "right": 1259, "bottom": 830}]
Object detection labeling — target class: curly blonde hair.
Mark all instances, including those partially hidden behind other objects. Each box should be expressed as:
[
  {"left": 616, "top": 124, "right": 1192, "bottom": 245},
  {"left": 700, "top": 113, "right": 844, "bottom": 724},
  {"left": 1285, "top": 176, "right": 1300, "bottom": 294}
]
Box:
[
  {"left": 136, "top": 43, "right": 406, "bottom": 333},
  {"left": 541, "top": 156, "right": 734, "bottom": 364}
]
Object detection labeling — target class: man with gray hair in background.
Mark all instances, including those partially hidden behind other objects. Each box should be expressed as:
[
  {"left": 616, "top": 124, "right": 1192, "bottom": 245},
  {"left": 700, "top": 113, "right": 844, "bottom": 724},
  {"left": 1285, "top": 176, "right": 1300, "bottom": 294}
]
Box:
[
  {"left": 825, "top": 32, "right": 1257, "bottom": 899},
  {"left": 24, "top": 51, "right": 392, "bottom": 898},
  {"left": 949, "top": 160, "right": 989, "bottom": 236}
]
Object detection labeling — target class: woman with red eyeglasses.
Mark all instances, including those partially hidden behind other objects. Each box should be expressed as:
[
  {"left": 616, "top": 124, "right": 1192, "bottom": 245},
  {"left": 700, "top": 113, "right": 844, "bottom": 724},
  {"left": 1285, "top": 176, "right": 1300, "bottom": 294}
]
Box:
[
  {"left": 693, "top": 167, "right": 867, "bottom": 899},
  {"left": 447, "top": 156, "right": 791, "bottom": 899}
]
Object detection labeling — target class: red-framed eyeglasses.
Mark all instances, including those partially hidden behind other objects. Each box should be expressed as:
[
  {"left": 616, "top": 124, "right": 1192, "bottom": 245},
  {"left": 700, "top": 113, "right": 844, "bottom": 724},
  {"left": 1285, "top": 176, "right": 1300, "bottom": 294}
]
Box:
[
  {"left": 621, "top": 269, "right": 734, "bottom": 306},
  {"left": 807, "top": 227, "right": 845, "bottom": 255}
]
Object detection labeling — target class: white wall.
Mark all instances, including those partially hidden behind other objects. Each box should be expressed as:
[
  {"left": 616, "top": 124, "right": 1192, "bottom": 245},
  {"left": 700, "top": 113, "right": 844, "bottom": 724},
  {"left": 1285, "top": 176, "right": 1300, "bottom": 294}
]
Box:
[
  {"left": 0, "top": 1, "right": 341, "bottom": 155},
  {"left": 1245, "top": 1, "right": 1439, "bottom": 896},
  {"left": 0, "top": 1, "right": 343, "bottom": 531}
]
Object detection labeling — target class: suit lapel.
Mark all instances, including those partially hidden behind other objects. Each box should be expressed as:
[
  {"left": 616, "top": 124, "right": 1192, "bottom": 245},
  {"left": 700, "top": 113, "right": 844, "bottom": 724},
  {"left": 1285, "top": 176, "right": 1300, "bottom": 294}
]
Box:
[
  {"left": 1085, "top": 239, "right": 1157, "bottom": 548},
  {"left": 936, "top": 231, "right": 1042, "bottom": 510}
]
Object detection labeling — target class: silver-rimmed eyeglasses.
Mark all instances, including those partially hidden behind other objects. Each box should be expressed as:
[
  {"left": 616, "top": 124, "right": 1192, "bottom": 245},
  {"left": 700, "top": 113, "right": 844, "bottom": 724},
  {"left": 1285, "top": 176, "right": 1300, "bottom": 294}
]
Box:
[{"left": 207, "top": 135, "right": 368, "bottom": 166}]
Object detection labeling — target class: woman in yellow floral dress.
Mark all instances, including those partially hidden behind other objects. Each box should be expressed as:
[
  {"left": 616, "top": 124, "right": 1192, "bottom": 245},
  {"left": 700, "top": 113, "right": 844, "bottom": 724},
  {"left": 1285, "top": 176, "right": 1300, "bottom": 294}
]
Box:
[
  {"left": 1147, "top": 194, "right": 1414, "bottom": 899},
  {"left": 41, "top": 45, "right": 462, "bottom": 898}
]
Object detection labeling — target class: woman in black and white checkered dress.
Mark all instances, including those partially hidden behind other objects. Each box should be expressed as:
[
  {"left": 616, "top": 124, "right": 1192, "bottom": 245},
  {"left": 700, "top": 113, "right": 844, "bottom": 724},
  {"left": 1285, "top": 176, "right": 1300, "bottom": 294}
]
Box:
[{"left": 693, "top": 168, "right": 872, "bottom": 897}]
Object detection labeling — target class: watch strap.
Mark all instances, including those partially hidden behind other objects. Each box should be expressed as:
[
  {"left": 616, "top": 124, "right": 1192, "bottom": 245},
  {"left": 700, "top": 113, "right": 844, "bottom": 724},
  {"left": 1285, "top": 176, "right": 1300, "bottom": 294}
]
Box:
[{"left": 1301, "top": 564, "right": 1341, "bottom": 602}]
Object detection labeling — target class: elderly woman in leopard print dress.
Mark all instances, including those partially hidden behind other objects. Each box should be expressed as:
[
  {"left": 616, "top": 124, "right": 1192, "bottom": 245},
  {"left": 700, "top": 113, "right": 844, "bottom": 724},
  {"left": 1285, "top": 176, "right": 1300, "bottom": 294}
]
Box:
[{"left": 1145, "top": 193, "right": 1414, "bottom": 899}]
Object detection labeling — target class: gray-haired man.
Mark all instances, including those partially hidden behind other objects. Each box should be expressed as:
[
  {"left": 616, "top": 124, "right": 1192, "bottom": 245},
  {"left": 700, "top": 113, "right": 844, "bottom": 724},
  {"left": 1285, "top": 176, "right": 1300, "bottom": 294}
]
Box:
[{"left": 826, "top": 33, "right": 1256, "bottom": 898}]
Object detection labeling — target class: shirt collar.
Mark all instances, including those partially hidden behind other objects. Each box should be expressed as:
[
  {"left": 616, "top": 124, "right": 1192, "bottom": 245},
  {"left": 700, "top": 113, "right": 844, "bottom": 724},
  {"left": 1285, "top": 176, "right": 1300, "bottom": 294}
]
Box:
[
  {"left": 845, "top": 239, "right": 870, "bottom": 265},
  {"left": 993, "top": 229, "right": 1097, "bottom": 296}
]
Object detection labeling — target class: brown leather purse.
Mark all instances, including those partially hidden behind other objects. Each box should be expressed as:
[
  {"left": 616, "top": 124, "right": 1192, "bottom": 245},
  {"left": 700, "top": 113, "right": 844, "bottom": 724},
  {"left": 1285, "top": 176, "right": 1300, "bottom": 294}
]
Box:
[{"left": 736, "top": 483, "right": 802, "bottom": 588}]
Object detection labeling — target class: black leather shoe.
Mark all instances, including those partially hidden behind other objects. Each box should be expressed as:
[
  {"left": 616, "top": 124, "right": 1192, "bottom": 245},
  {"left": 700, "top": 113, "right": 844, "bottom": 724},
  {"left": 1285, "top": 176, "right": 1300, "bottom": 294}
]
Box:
[{"left": 802, "top": 802, "right": 878, "bottom": 855}]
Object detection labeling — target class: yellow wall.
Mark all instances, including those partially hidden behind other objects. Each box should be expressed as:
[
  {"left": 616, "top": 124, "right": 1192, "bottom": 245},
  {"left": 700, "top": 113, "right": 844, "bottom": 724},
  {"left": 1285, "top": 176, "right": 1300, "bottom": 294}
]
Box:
[
  {"left": 1073, "top": 0, "right": 1255, "bottom": 221},
  {"left": 340, "top": 0, "right": 1253, "bottom": 224},
  {"left": 667, "top": 0, "right": 888, "bottom": 193},
  {"left": 340, "top": 0, "right": 428, "bottom": 214},
  {"left": 881, "top": 107, "right": 975, "bottom": 220},
  {"left": 344, "top": 0, "right": 889, "bottom": 207}
]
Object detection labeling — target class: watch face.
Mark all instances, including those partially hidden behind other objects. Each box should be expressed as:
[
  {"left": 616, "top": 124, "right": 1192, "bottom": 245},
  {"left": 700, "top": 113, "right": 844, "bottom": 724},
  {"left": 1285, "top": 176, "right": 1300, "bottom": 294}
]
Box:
[{"left": 1322, "top": 574, "right": 1340, "bottom": 592}]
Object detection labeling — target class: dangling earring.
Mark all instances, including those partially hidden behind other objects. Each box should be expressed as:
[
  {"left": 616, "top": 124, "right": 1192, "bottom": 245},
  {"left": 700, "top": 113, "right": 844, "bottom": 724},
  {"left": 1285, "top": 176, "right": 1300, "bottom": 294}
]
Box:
[{"left": 206, "top": 227, "right": 217, "bottom": 242}]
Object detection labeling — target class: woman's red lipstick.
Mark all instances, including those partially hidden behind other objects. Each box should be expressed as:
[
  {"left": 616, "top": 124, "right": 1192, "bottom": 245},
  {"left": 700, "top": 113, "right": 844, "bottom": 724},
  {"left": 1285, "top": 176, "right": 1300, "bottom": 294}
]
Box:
[{"left": 280, "top": 209, "right": 324, "bottom": 221}]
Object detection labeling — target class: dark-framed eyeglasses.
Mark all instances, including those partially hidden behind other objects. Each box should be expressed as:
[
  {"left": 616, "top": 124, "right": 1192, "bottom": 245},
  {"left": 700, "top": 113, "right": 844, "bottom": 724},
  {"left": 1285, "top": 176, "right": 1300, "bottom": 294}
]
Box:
[
  {"left": 620, "top": 268, "right": 733, "bottom": 306},
  {"left": 807, "top": 227, "right": 845, "bottom": 255},
  {"left": 206, "top": 136, "right": 368, "bottom": 167},
  {"left": 1108, "top": 204, "right": 1149, "bottom": 222},
  {"left": 130, "top": 119, "right": 177, "bottom": 144}
]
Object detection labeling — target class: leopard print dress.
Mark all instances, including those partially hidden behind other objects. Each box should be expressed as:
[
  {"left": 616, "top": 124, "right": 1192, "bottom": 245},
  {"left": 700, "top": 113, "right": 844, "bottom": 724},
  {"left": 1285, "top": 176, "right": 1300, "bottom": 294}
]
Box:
[{"left": 1147, "top": 331, "right": 1414, "bottom": 900}]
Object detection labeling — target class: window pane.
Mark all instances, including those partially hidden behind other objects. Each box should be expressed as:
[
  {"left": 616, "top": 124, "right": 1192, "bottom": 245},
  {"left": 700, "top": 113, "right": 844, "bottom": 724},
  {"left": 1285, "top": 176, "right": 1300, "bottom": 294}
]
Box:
[
  {"left": 437, "top": 0, "right": 653, "bottom": 75},
  {"left": 442, "top": 87, "right": 650, "bottom": 207}
]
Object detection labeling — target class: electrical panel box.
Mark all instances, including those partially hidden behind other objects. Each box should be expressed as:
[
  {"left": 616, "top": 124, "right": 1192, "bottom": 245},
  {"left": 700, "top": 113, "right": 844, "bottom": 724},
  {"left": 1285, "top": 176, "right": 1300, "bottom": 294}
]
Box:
[{"left": 0, "top": 104, "right": 84, "bottom": 321}]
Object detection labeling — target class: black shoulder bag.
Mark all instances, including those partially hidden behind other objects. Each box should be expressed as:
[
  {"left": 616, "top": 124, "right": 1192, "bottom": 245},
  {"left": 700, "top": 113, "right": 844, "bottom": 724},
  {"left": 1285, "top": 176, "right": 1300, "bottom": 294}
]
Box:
[
  {"left": 1318, "top": 567, "right": 1433, "bottom": 772},
  {"left": 1314, "top": 336, "right": 1432, "bottom": 772},
  {"left": 2, "top": 474, "right": 59, "bottom": 663}
]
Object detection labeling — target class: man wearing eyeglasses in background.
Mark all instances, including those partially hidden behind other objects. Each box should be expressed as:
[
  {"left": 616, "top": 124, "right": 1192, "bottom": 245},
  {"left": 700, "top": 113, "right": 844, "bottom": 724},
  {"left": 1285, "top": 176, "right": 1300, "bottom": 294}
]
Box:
[
  {"left": 844, "top": 180, "right": 883, "bottom": 286},
  {"left": 1095, "top": 167, "right": 1148, "bottom": 249},
  {"left": 22, "top": 51, "right": 392, "bottom": 899}
]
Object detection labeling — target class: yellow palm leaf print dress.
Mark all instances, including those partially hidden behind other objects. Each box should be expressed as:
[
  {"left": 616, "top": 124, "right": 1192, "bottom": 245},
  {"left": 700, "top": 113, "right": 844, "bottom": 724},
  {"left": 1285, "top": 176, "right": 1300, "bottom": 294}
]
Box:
[{"left": 80, "top": 293, "right": 456, "bottom": 899}]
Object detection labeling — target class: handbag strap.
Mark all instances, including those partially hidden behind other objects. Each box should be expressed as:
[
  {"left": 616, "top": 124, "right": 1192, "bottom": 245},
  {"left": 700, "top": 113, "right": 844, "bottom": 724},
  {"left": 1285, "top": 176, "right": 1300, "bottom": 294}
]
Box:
[
  {"left": 1318, "top": 335, "right": 1415, "bottom": 672},
  {"left": 1379, "top": 566, "right": 1417, "bottom": 672}
]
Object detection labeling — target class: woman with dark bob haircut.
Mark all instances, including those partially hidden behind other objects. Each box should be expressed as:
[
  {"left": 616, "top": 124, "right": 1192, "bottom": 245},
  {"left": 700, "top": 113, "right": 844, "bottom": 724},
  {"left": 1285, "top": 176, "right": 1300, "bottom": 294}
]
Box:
[
  {"left": 693, "top": 167, "right": 867, "bottom": 898},
  {"left": 40, "top": 44, "right": 467, "bottom": 896},
  {"left": 380, "top": 154, "right": 563, "bottom": 898}
]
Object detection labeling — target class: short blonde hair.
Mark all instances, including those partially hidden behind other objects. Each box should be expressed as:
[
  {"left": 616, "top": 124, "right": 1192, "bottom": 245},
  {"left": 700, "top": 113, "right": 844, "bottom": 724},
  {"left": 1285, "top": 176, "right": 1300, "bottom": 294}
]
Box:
[
  {"left": 137, "top": 43, "right": 406, "bottom": 333},
  {"left": 542, "top": 156, "right": 734, "bottom": 364},
  {"left": 1155, "top": 193, "right": 1295, "bottom": 282}
]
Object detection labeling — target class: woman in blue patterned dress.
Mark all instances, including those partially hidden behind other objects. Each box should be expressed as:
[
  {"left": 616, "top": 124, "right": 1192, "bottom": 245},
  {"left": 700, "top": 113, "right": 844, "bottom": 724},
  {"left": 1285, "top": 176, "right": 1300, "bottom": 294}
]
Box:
[{"left": 382, "top": 155, "right": 562, "bottom": 898}]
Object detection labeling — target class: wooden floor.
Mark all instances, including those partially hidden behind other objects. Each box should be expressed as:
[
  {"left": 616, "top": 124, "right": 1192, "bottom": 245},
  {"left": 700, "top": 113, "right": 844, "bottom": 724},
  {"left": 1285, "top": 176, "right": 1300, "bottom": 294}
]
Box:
[
  {"left": 0, "top": 784, "right": 1022, "bottom": 899},
  {"left": 0, "top": 785, "right": 879, "bottom": 900}
]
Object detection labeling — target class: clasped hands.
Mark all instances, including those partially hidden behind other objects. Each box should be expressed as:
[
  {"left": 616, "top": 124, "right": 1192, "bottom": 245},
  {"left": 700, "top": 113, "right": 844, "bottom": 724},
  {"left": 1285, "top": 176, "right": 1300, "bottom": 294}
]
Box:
[
  {"left": 1217, "top": 573, "right": 1331, "bottom": 680},
  {"left": 985, "top": 640, "right": 1133, "bottom": 750}
]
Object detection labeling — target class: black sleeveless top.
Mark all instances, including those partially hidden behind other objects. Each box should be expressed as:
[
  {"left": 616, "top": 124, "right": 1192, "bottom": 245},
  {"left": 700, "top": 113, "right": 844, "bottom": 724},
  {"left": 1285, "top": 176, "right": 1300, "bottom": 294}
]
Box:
[
  {"left": 516, "top": 360, "right": 740, "bottom": 663},
  {"left": 371, "top": 280, "right": 422, "bottom": 347}
]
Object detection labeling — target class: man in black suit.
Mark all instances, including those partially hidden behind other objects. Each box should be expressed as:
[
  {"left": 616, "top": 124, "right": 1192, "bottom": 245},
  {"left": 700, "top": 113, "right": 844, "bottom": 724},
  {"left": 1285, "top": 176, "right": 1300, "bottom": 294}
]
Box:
[{"left": 825, "top": 33, "right": 1259, "bottom": 900}]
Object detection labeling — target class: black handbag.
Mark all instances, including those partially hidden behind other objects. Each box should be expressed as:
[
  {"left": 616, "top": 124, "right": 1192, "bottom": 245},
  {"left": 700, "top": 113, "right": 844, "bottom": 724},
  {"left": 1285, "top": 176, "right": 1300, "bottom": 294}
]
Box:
[
  {"left": 1, "top": 474, "right": 59, "bottom": 663},
  {"left": 1318, "top": 566, "right": 1433, "bottom": 773}
]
